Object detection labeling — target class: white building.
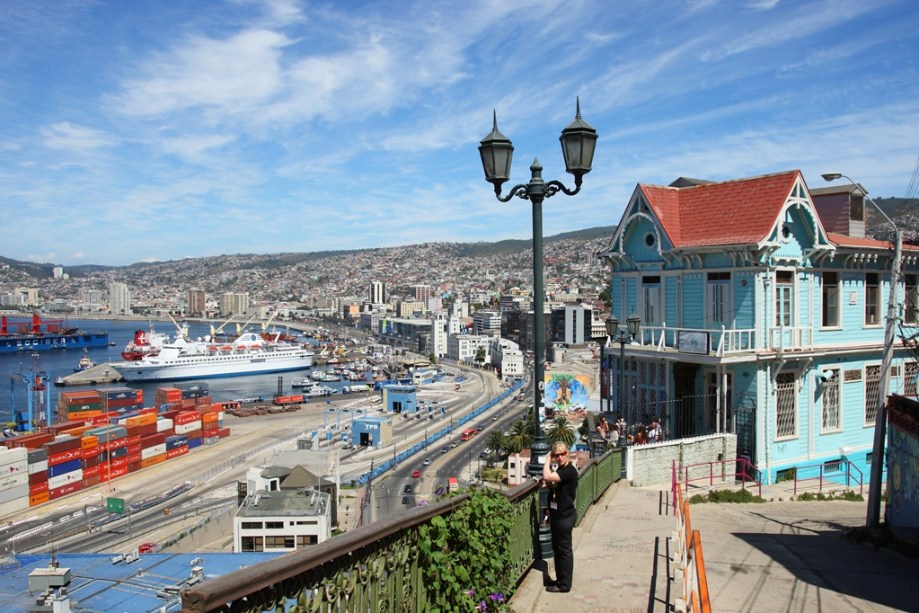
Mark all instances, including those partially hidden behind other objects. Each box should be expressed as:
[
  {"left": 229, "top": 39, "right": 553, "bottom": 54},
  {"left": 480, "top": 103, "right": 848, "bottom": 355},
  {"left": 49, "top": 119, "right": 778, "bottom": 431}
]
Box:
[
  {"left": 220, "top": 292, "right": 250, "bottom": 318},
  {"left": 493, "top": 338, "right": 524, "bottom": 379},
  {"left": 234, "top": 464, "right": 334, "bottom": 553},
  {"left": 110, "top": 282, "right": 132, "bottom": 316},
  {"left": 447, "top": 334, "right": 492, "bottom": 363}
]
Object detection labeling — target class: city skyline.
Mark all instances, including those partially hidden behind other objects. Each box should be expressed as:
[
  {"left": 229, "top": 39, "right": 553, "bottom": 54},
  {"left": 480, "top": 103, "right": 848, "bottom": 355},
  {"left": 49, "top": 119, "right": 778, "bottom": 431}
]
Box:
[{"left": 1, "top": 0, "right": 917, "bottom": 266}]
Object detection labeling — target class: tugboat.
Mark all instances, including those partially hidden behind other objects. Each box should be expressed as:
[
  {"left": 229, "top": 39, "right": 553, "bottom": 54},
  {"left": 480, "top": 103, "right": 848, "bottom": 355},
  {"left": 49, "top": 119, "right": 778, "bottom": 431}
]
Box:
[{"left": 73, "top": 348, "right": 95, "bottom": 372}]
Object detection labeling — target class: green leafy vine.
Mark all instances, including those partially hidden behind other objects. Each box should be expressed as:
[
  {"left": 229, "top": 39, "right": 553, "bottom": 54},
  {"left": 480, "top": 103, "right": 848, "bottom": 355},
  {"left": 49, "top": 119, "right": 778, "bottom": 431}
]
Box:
[{"left": 418, "top": 488, "right": 515, "bottom": 612}]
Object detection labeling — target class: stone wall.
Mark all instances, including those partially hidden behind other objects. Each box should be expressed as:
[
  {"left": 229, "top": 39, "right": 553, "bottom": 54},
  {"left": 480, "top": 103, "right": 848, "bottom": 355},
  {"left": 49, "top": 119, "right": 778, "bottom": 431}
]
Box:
[{"left": 629, "top": 434, "right": 737, "bottom": 487}]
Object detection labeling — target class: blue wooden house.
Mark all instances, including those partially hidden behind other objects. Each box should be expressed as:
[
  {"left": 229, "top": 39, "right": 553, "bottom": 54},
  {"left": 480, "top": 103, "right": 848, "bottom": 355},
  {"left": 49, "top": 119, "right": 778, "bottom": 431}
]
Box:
[{"left": 599, "top": 170, "right": 919, "bottom": 484}]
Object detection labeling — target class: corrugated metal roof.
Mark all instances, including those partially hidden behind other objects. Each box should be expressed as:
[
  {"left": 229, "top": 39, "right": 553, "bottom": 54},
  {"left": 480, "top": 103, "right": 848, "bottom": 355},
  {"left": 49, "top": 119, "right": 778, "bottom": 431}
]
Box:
[{"left": 0, "top": 552, "right": 281, "bottom": 612}]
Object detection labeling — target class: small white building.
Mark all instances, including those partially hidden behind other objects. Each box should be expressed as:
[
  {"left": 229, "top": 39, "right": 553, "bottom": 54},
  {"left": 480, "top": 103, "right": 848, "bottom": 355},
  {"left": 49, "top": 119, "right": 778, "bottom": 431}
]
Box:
[{"left": 234, "top": 485, "right": 332, "bottom": 553}]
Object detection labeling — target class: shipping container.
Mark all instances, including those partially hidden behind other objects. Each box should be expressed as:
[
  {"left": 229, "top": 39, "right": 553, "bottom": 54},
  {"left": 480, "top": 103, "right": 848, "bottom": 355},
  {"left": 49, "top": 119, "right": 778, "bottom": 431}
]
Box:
[
  {"left": 0, "top": 496, "right": 30, "bottom": 516},
  {"left": 28, "top": 470, "right": 47, "bottom": 486},
  {"left": 140, "top": 454, "right": 166, "bottom": 469},
  {"left": 0, "top": 483, "right": 28, "bottom": 505},
  {"left": 165, "top": 435, "right": 187, "bottom": 450},
  {"left": 0, "top": 447, "right": 28, "bottom": 466},
  {"left": 48, "top": 470, "right": 83, "bottom": 491},
  {"left": 29, "top": 490, "right": 50, "bottom": 507},
  {"left": 156, "top": 418, "right": 173, "bottom": 433},
  {"left": 141, "top": 443, "right": 167, "bottom": 459},
  {"left": 29, "top": 480, "right": 49, "bottom": 495},
  {"left": 47, "top": 448, "right": 82, "bottom": 466},
  {"left": 47, "top": 458, "right": 83, "bottom": 478},
  {"left": 166, "top": 446, "right": 189, "bottom": 460},
  {"left": 203, "top": 435, "right": 221, "bottom": 445},
  {"left": 49, "top": 482, "right": 82, "bottom": 500},
  {"left": 187, "top": 437, "right": 202, "bottom": 449},
  {"left": 82, "top": 474, "right": 100, "bottom": 488},
  {"left": 218, "top": 427, "right": 231, "bottom": 438},
  {"left": 4, "top": 432, "right": 54, "bottom": 449},
  {"left": 82, "top": 464, "right": 100, "bottom": 478},
  {"left": 0, "top": 472, "right": 28, "bottom": 492}
]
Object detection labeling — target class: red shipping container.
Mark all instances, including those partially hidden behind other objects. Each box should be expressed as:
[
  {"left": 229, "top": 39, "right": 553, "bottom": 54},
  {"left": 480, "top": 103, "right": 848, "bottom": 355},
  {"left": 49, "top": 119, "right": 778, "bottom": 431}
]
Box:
[
  {"left": 49, "top": 481, "right": 82, "bottom": 500},
  {"left": 82, "top": 474, "right": 100, "bottom": 488},
  {"left": 48, "top": 448, "right": 82, "bottom": 466},
  {"left": 4, "top": 432, "right": 55, "bottom": 449},
  {"left": 218, "top": 427, "right": 231, "bottom": 438},
  {"left": 127, "top": 444, "right": 142, "bottom": 455},
  {"left": 82, "top": 464, "right": 100, "bottom": 478},
  {"left": 127, "top": 460, "right": 141, "bottom": 473},
  {"left": 45, "top": 437, "right": 81, "bottom": 452},
  {"left": 140, "top": 433, "right": 167, "bottom": 448},
  {"left": 166, "top": 446, "right": 189, "bottom": 460},
  {"left": 126, "top": 434, "right": 141, "bottom": 446},
  {"left": 82, "top": 453, "right": 102, "bottom": 468},
  {"left": 100, "top": 464, "right": 129, "bottom": 481},
  {"left": 28, "top": 471, "right": 47, "bottom": 486},
  {"left": 109, "top": 457, "right": 128, "bottom": 470},
  {"left": 105, "top": 437, "right": 128, "bottom": 451},
  {"left": 127, "top": 452, "right": 142, "bottom": 464},
  {"left": 29, "top": 480, "right": 49, "bottom": 495}
]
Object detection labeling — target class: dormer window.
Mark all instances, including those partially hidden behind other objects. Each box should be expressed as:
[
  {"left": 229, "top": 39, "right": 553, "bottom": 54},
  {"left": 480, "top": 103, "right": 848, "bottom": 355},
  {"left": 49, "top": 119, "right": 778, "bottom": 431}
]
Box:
[{"left": 850, "top": 193, "right": 864, "bottom": 222}]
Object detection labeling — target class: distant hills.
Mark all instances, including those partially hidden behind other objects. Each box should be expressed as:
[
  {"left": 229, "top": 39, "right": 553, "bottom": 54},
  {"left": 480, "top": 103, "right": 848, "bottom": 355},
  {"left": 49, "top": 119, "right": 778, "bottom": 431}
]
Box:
[{"left": 0, "top": 226, "right": 617, "bottom": 280}]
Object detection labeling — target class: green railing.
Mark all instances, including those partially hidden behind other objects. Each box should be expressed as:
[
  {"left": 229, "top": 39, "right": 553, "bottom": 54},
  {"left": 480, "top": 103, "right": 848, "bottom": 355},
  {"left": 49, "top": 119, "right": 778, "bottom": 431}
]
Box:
[{"left": 180, "top": 448, "right": 622, "bottom": 613}]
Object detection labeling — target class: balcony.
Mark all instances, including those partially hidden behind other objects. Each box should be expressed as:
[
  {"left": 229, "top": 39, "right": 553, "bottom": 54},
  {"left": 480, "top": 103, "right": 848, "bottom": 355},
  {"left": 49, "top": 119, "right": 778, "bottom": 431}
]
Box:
[
  {"left": 635, "top": 324, "right": 815, "bottom": 357},
  {"left": 180, "top": 449, "right": 621, "bottom": 612}
]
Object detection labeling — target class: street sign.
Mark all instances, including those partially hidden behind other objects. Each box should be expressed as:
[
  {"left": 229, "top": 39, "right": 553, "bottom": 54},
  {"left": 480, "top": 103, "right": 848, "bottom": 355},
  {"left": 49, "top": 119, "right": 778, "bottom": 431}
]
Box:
[{"left": 106, "top": 497, "right": 125, "bottom": 514}]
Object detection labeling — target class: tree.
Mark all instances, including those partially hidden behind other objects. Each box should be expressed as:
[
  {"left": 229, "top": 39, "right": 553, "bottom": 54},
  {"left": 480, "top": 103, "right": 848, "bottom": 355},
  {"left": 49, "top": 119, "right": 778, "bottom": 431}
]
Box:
[
  {"left": 599, "top": 286, "right": 611, "bottom": 309},
  {"left": 506, "top": 419, "right": 532, "bottom": 453},
  {"left": 474, "top": 346, "right": 486, "bottom": 367},
  {"left": 487, "top": 430, "right": 509, "bottom": 459},
  {"left": 546, "top": 416, "right": 576, "bottom": 448}
]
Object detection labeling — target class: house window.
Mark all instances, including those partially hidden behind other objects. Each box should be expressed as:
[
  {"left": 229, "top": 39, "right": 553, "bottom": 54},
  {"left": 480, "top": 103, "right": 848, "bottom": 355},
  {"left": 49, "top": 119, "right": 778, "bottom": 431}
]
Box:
[
  {"left": 865, "top": 273, "right": 879, "bottom": 326},
  {"left": 850, "top": 193, "right": 864, "bottom": 222},
  {"left": 641, "top": 276, "right": 661, "bottom": 324},
  {"left": 865, "top": 364, "right": 881, "bottom": 425},
  {"left": 265, "top": 521, "right": 284, "bottom": 529},
  {"left": 822, "top": 272, "right": 839, "bottom": 327},
  {"left": 824, "top": 460, "right": 842, "bottom": 473},
  {"left": 905, "top": 362, "right": 919, "bottom": 397},
  {"left": 775, "top": 372, "right": 796, "bottom": 438},
  {"left": 775, "top": 270, "right": 794, "bottom": 327},
  {"left": 906, "top": 274, "right": 919, "bottom": 325},
  {"left": 241, "top": 521, "right": 263, "bottom": 530},
  {"left": 240, "top": 536, "right": 263, "bottom": 552},
  {"left": 707, "top": 272, "right": 731, "bottom": 325},
  {"left": 821, "top": 368, "right": 840, "bottom": 432},
  {"left": 776, "top": 467, "right": 796, "bottom": 483}
]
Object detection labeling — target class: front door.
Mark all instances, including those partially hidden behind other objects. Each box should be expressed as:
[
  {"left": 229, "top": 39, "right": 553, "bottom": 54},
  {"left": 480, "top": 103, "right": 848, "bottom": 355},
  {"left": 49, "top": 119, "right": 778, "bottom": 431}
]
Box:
[{"left": 674, "top": 363, "right": 700, "bottom": 438}]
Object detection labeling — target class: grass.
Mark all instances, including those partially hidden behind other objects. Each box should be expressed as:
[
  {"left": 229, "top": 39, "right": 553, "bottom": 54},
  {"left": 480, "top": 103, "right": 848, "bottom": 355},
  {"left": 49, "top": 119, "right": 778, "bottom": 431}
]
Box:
[{"left": 689, "top": 488, "right": 765, "bottom": 504}]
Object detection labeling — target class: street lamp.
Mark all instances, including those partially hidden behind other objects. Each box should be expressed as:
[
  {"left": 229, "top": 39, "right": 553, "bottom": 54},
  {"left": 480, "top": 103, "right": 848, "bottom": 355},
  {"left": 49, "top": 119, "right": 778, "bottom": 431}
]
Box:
[
  {"left": 479, "top": 99, "right": 598, "bottom": 558},
  {"left": 822, "top": 172, "right": 901, "bottom": 528},
  {"left": 606, "top": 314, "right": 641, "bottom": 432}
]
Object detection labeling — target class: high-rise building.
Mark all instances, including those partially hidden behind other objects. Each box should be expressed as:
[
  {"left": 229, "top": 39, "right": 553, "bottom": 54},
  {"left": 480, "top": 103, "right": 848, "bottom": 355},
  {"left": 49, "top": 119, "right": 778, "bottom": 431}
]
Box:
[
  {"left": 220, "top": 292, "right": 250, "bottom": 318},
  {"left": 110, "top": 282, "right": 132, "bottom": 316},
  {"left": 369, "top": 281, "right": 387, "bottom": 305},
  {"left": 411, "top": 284, "right": 432, "bottom": 303},
  {"left": 187, "top": 289, "right": 206, "bottom": 317}
]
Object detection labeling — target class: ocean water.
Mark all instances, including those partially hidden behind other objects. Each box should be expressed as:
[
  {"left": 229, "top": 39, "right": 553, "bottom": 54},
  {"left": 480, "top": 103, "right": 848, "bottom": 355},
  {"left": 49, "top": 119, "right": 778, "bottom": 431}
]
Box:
[{"left": 0, "top": 319, "right": 352, "bottom": 426}]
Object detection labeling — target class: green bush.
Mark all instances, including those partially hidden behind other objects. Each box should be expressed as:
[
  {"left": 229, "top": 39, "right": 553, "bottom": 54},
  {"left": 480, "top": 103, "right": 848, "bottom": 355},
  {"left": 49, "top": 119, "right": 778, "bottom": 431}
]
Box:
[{"left": 689, "top": 488, "right": 765, "bottom": 504}]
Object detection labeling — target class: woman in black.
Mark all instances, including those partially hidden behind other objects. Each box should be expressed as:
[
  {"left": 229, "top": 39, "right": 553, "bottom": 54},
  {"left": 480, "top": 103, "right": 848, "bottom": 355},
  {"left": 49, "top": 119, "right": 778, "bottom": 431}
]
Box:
[{"left": 542, "top": 441, "right": 578, "bottom": 593}]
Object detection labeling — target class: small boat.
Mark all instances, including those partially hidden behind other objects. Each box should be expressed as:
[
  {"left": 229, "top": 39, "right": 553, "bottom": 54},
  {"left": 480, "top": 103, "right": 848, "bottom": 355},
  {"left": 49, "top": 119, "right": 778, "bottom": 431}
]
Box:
[{"left": 73, "top": 349, "right": 95, "bottom": 372}]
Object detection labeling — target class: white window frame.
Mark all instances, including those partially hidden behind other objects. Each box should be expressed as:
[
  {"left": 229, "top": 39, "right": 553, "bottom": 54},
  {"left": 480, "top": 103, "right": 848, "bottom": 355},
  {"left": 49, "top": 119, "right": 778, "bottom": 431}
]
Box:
[
  {"left": 864, "top": 364, "right": 881, "bottom": 425},
  {"left": 641, "top": 275, "right": 662, "bottom": 325},
  {"left": 821, "top": 271, "right": 840, "bottom": 329},
  {"left": 706, "top": 272, "right": 732, "bottom": 326},
  {"left": 864, "top": 272, "right": 880, "bottom": 327},
  {"left": 774, "top": 269, "right": 795, "bottom": 328},
  {"left": 775, "top": 371, "right": 797, "bottom": 440}
]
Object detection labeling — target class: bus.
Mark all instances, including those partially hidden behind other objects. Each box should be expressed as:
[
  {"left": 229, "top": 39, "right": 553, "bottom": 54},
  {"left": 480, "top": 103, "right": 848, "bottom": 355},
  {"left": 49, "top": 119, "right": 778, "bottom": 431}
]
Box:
[
  {"left": 460, "top": 428, "right": 477, "bottom": 441},
  {"left": 447, "top": 477, "right": 459, "bottom": 493}
]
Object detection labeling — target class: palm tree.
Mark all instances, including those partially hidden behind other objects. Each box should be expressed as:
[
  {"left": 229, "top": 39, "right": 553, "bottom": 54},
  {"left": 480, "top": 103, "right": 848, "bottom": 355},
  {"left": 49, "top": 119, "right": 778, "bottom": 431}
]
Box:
[
  {"left": 487, "top": 431, "right": 508, "bottom": 457},
  {"left": 546, "top": 416, "right": 576, "bottom": 448},
  {"left": 506, "top": 419, "right": 533, "bottom": 453}
]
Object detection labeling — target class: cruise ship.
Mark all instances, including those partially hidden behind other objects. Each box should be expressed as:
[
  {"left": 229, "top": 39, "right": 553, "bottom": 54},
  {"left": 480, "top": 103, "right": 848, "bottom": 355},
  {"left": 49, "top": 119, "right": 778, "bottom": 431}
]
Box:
[{"left": 111, "top": 331, "right": 314, "bottom": 382}]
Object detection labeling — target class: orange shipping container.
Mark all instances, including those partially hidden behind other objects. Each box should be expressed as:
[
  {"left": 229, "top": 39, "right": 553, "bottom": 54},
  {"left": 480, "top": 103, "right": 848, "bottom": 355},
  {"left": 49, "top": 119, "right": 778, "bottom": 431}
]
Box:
[
  {"left": 29, "top": 490, "right": 50, "bottom": 507},
  {"left": 81, "top": 435, "right": 99, "bottom": 450},
  {"left": 140, "top": 454, "right": 166, "bottom": 469}
]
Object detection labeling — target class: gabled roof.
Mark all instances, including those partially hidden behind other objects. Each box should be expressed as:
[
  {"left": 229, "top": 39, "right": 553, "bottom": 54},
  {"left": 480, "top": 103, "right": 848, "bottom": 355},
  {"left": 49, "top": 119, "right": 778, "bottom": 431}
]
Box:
[{"left": 639, "top": 170, "right": 800, "bottom": 248}]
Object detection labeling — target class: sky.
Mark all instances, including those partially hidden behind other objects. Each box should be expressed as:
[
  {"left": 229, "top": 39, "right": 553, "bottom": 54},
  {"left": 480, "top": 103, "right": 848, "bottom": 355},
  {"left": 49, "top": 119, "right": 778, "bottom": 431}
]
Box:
[{"left": 1, "top": 0, "right": 918, "bottom": 267}]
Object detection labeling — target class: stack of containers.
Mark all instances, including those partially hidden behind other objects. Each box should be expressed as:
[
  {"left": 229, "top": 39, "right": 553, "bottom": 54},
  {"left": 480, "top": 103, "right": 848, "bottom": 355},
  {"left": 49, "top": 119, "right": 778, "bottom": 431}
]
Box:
[
  {"left": 173, "top": 410, "right": 202, "bottom": 450},
  {"left": 165, "top": 433, "right": 188, "bottom": 460},
  {"left": 27, "top": 447, "right": 48, "bottom": 506},
  {"left": 201, "top": 404, "right": 221, "bottom": 445},
  {"left": 81, "top": 432, "right": 102, "bottom": 488},
  {"left": 155, "top": 387, "right": 183, "bottom": 412},
  {"left": 46, "top": 435, "right": 83, "bottom": 500},
  {"left": 57, "top": 390, "right": 103, "bottom": 422},
  {"left": 0, "top": 447, "right": 29, "bottom": 517},
  {"left": 84, "top": 425, "right": 128, "bottom": 483},
  {"left": 101, "top": 386, "right": 144, "bottom": 417}
]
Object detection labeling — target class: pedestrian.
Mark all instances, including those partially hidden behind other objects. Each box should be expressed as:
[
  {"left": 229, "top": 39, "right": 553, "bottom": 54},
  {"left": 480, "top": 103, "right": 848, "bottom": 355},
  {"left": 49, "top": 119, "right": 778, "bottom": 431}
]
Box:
[
  {"left": 648, "top": 419, "right": 661, "bottom": 443},
  {"left": 609, "top": 425, "right": 620, "bottom": 446},
  {"left": 596, "top": 416, "right": 610, "bottom": 441},
  {"left": 542, "top": 441, "right": 579, "bottom": 593}
]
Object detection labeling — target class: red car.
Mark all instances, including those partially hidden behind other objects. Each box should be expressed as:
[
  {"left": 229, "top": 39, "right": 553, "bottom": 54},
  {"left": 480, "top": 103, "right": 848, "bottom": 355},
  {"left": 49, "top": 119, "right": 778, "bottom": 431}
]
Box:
[
  {"left": 138, "top": 543, "right": 157, "bottom": 554},
  {"left": 412, "top": 470, "right": 421, "bottom": 478}
]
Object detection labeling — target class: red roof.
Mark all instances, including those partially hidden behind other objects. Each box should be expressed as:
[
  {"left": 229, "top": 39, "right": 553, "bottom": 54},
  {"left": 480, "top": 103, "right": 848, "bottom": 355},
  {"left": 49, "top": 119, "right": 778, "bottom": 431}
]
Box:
[{"left": 639, "top": 171, "right": 800, "bottom": 248}]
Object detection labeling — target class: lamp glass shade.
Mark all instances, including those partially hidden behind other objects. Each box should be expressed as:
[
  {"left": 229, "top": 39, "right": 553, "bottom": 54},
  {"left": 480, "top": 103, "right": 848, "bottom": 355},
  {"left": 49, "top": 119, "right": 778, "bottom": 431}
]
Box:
[
  {"left": 626, "top": 314, "right": 641, "bottom": 337},
  {"left": 560, "top": 103, "right": 597, "bottom": 178},
  {"left": 479, "top": 113, "right": 514, "bottom": 186},
  {"left": 605, "top": 315, "right": 618, "bottom": 338}
]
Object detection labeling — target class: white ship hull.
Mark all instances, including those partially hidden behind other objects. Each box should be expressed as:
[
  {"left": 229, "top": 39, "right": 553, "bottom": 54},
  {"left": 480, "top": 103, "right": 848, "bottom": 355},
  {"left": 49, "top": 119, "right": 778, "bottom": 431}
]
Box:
[{"left": 111, "top": 331, "right": 314, "bottom": 382}]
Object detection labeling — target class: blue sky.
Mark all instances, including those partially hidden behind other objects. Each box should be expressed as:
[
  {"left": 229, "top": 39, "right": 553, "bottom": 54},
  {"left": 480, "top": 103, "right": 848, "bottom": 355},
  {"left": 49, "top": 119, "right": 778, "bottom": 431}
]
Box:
[{"left": 1, "top": 0, "right": 917, "bottom": 267}]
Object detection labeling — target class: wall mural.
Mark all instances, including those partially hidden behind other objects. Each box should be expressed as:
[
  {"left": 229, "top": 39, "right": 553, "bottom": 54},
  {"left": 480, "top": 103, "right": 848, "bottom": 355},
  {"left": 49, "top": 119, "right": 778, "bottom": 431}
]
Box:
[{"left": 544, "top": 373, "right": 590, "bottom": 411}]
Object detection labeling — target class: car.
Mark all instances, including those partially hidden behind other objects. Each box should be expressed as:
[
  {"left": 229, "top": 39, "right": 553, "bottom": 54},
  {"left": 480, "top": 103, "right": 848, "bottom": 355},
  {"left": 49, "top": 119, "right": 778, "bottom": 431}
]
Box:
[
  {"left": 403, "top": 485, "right": 413, "bottom": 494},
  {"left": 138, "top": 543, "right": 157, "bottom": 554},
  {"left": 412, "top": 469, "right": 421, "bottom": 478},
  {"left": 475, "top": 424, "right": 484, "bottom": 431},
  {"left": 423, "top": 458, "right": 431, "bottom": 466},
  {"left": 401, "top": 496, "right": 410, "bottom": 504},
  {"left": 450, "top": 441, "right": 458, "bottom": 448},
  {"left": 441, "top": 447, "right": 449, "bottom": 454}
]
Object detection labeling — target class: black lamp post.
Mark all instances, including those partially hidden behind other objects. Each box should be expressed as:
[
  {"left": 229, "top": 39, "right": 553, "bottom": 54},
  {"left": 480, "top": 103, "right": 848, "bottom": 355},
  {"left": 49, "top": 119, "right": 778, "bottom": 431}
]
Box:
[
  {"left": 479, "top": 99, "right": 597, "bottom": 558},
  {"left": 606, "top": 314, "right": 640, "bottom": 432}
]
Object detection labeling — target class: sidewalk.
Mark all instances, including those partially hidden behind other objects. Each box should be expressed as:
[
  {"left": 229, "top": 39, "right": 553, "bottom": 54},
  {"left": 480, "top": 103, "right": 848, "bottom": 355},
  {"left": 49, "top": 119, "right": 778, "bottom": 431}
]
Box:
[{"left": 510, "top": 482, "right": 919, "bottom": 612}]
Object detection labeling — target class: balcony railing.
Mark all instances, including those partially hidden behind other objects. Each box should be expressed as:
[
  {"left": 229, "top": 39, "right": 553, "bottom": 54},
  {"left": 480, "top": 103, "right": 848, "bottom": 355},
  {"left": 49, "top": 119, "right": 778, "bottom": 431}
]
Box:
[
  {"left": 636, "top": 324, "right": 817, "bottom": 356},
  {"left": 181, "top": 449, "right": 622, "bottom": 612},
  {"left": 767, "top": 325, "right": 814, "bottom": 352}
]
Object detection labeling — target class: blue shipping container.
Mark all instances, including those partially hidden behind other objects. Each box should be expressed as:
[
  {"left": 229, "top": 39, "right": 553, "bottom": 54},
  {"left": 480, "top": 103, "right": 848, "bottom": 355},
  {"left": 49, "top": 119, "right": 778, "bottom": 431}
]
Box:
[{"left": 48, "top": 458, "right": 82, "bottom": 478}]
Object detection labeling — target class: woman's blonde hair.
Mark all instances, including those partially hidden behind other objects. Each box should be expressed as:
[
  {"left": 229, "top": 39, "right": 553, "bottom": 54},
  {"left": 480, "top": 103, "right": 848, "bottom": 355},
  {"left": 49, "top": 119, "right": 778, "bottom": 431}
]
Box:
[{"left": 551, "top": 441, "right": 569, "bottom": 455}]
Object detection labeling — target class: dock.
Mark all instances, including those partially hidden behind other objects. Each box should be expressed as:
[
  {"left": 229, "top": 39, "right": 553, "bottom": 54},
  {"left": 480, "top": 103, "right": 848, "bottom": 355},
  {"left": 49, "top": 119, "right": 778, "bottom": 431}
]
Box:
[{"left": 55, "top": 363, "right": 124, "bottom": 386}]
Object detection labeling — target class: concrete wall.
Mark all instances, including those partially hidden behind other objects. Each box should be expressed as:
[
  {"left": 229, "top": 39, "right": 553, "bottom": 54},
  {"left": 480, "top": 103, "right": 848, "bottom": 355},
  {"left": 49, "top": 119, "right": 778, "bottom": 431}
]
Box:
[
  {"left": 629, "top": 434, "right": 737, "bottom": 487},
  {"left": 159, "top": 505, "right": 236, "bottom": 553}
]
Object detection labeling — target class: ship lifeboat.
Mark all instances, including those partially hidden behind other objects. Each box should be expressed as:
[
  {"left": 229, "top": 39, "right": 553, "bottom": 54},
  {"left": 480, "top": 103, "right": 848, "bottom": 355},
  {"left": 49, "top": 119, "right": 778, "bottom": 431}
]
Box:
[{"left": 220, "top": 346, "right": 232, "bottom": 352}]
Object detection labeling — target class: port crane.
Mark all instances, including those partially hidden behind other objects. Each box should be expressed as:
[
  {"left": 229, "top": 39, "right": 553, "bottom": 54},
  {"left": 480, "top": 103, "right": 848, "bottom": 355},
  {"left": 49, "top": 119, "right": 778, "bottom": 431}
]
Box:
[{"left": 7, "top": 355, "right": 51, "bottom": 431}]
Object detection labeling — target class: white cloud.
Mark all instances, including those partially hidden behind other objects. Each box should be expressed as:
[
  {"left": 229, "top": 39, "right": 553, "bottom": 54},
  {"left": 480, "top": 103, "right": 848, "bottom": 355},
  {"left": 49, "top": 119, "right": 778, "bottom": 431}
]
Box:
[{"left": 39, "top": 122, "right": 114, "bottom": 151}]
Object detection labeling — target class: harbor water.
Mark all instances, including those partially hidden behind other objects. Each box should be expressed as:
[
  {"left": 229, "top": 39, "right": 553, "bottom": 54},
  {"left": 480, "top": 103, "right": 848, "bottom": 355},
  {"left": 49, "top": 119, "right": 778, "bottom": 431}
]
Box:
[{"left": 0, "top": 319, "right": 361, "bottom": 426}]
